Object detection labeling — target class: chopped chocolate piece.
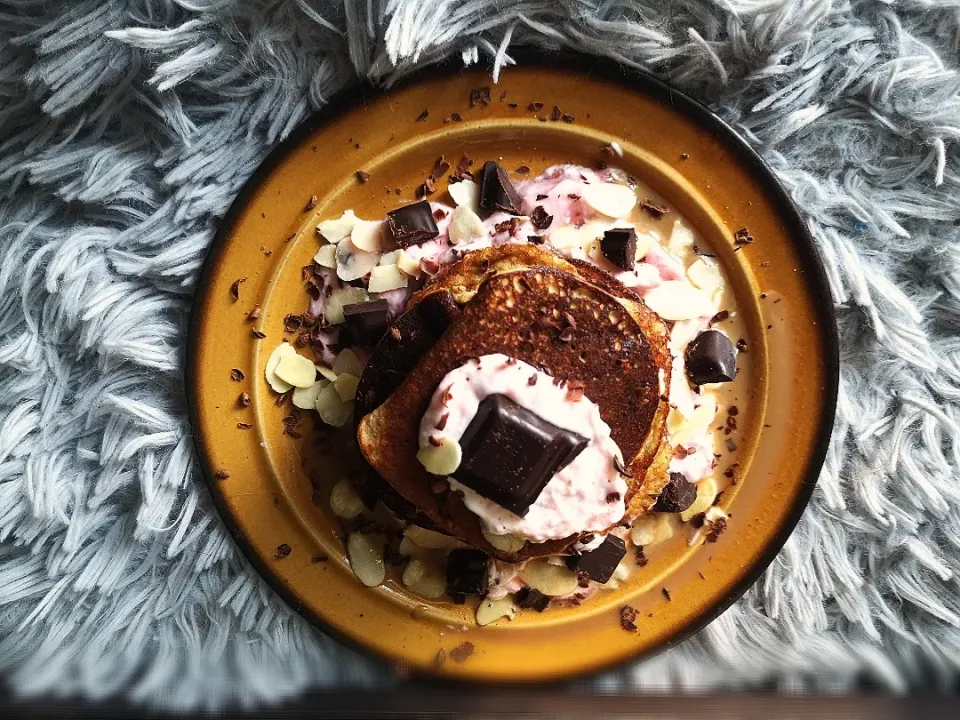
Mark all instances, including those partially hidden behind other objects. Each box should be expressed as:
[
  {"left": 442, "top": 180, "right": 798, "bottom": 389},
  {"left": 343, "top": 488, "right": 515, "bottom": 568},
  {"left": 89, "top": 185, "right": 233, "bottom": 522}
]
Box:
[
  {"left": 654, "top": 472, "right": 697, "bottom": 513},
  {"left": 386, "top": 200, "right": 440, "bottom": 247},
  {"left": 728, "top": 405, "right": 739, "bottom": 416},
  {"left": 508, "top": 102, "right": 518, "bottom": 108},
  {"left": 600, "top": 228, "right": 638, "bottom": 271},
  {"left": 453, "top": 394, "right": 588, "bottom": 516},
  {"left": 230, "top": 277, "right": 246, "bottom": 300},
  {"left": 530, "top": 205, "right": 553, "bottom": 230},
  {"left": 736, "top": 338, "right": 748, "bottom": 352},
  {"left": 528, "top": 102, "right": 544, "bottom": 111},
  {"left": 494, "top": 217, "right": 520, "bottom": 235},
  {"left": 311, "top": 554, "right": 329, "bottom": 563},
  {"left": 284, "top": 313, "right": 304, "bottom": 332},
  {"left": 566, "top": 535, "right": 626, "bottom": 583},
  {"left": 239, "top": 392, "right": 251, "bottom": 407},
  {"left": 247, "top": 305, "right": 261, "bottom": 320},
  {"left": 706, "top": 517, "right": 727, "bottom": 543},
  {"left": 537, "top": 115, "right": 547, "bottom": 122},
  {"left": 689, "top": 512, "right": 706, "bottom": 528},
  {"left": 434, "top": 649, "right": 446, "bottom": 667},
  {"left": 550, "top": 105, "right": 562, "bottom": 121},
  {"left": 662, "top": 587, "right": 671, "bottom": 601},
  {"left": 450, "top": 641, "right": 475, "bottom": 662},
  {"left": 711, "top": 309, "right": 730, "bottom": 323},
  {"left": 230, "top": 368, "right": 244, "bottom": 381},
  {"left": 469, "top": 86, "right": 491, "bottom": 106},
  {"left": 355, "top": 170, "right": 370, "bottom": 183},
  {"left": 526, "top": 235, "right": 545, "bottom": 245},
  {"left": 514, "top": 587, "right": 550, "bottom": 612},
  {"left": 620, "top": 605, "right": 638, "bottom": 631},
  {"left": 214, "top": 468, "right": 230, "bottom": 480},
  {"left": 446, "top": 549, "right": 489, "bottom": 596},
  {"left": 685, "top": 330, "right": 738, "bottom": 385},
  {"left": 733, "top": 227, "right": 754, "bottom": 245},
  {"left": 237, "top": 422, "right": 252, "bottom": 429},
  {"left": 634, "top": 545, "right": 648, "bottom": 567},
  {"left": 639, "top": 199, "right": 669, "bottom": 219},
  {"left": 516, "top": 165, "right": 531, "bottom": 174},
  {"left": 303, "top": 195, "right": 317, "bottom": 212},
  {"left": 416, "top": 109, "right": 429, "bottom": 122},
  {"left": 478, "top": 161, "right": 522, "bottom": 215},
  {"left": 562, "top": 114, "right": 575, "bottom": 123},
  {"left": 450, "top": 112, "right": 462, "bottom": 122},
  {"left": 251, "top": 329, "right": 266, "bottom": 339},
  {"left": 605, "top": 491, "right": 620, "bottom": 503},
  {"left": 341, "top": 299, "right": 390, "bottom": 348},
  {"left": 274, "top": 543, "right": 292, "bottom": 559}
]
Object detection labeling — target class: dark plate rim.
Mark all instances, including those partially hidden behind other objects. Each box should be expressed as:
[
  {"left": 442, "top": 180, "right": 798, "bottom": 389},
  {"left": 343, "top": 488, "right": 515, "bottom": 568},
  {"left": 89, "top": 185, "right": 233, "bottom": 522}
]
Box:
[{"left": 185, "top": 49, "right": 840, "bottom": 685}]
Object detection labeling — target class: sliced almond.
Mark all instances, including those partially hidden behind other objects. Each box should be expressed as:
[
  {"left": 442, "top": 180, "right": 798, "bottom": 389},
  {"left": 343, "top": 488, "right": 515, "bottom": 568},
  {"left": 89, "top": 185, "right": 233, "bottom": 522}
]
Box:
[
  {"left": 332, "top": 348, "right": 364, "bottom": 377},
  {"left": 580, "top": 182, "right": 637, "bottom": 219},
  {"left": 667, "top": 218, "right": 696, "bottom": 257},
  {"left": 448, "top": 205, "right": 487, "bottom": 245},
  {"left": 313, "top": 244, "right": 337, "bottom": 268},
  {"left": 643, "top": 281, "right": 716, "bottom": 321},
  {"left": 315, "top": 382, "right": 353, "bottom": 426},
  {"left": 350, "top": 219, "right": 384, "bottom": 252},
  {"left": 448, "top": 179, "right": 479, "bottom": 212},
  {"left": 402, "top": 557, "right": 426, "bottom": 586},
  {"left": 316, "top": 365, "right": 338, "bottom": 382},
  {"left": 476, "top": 597, "right": 518, "bottom": 626},
  {"left": 671, "top": 394, "right": 718, "bottom": 447},
  {"left": 317, "top": 209, "right": 356, "bottom": 244},
  {"left": 265, "top": 343, "right": 297, "bottom": 394},
  {"left": 325, "top": 286, "right": 369, "bottom": 325},
  {"left": 347, "top": 532, "right": 386, "bottom": 587},
  {"left": 547, "top": 225, "right": 583, "bottom": 250},
  {"left": 520, "top": 559, "right": 579, "bottom": 597},
  {"left": 416, "top": 434, "right": 462, "bottom": 476},
  {"left": 687, "top": 257, "right": 723, "bottom": 294},
  {"left": 396, "top": 250, "right": 422, "bottom": 278},
  {"left": 481, "top": 527, "right": 526, "bottom": 554},
  {"left": 407, "top": 559, "right": 447, "bottom": 599},
  {"left": 274, "top": 352, "right": 317, "bottom": 388},
  {"left": 379, "top": 249, "right": 400, "bottom": 266},
  {"left": 292, "top": 379, "right": 329, "bottom": 409},
  {"left": 633, "top": 231, "right": 653, "bottom": 260},
  {"left": 335, "top": 238, "right": 380, "bottom": 282},
  {"left": 334, "top": 372, "right": 360, "bottom": 402},
  {"left": 329, "top": 477, "right": 365, "bottom": 519},
  {"left": 681, "top": 476, "right": 718, "bottom": 522},
  {"left": 404, "top": 525, "right": 468, "bottom": 551},
  {"left": 367, "top": 264, "right": 408, "bottom": 293},
  {"left": 630, "top": 513, "right": 677, "bottom": 547}
]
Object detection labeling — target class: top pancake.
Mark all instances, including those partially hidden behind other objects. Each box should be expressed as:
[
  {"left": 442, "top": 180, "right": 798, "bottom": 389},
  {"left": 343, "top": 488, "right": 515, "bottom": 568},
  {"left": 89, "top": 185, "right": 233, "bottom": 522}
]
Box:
[{"left": 355, "top": 244, "right": 673, "bottom": 561}]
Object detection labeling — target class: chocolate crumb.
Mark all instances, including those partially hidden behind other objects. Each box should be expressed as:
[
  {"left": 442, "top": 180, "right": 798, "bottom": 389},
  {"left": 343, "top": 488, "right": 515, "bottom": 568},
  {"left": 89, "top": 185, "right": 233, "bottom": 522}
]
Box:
[
  {"left": 508, "top": 102, "right": 518, "bottom": 108},
  {"left": 528, "top": 102, "right": 544, "bottom": 111},
  {"left": 516, "top": 165, "right": 531, "bottom": 174},
  {"left": 725, "top": 438, "right": 737, "bottom": 452},
  {"left": 251, "top": 329, "right": 266, "bottom": 339},
  {"left": 639, "top": 199, "right": 669, "bottom": 220},
  {"left": 680, "top": 152, "right": 689, "bottom": 160},
  {"left": 728, "top": 406, "right": 739, "bottom": 416},
  {"left": 230, "top": 368, "right": 244, "bottom": 381},
  {"left": 550, "top": 105, "right": 562, "bottom": 121},
  {"left": 239, "top": 392, "right": 251, "bottom": 406},
  {"left": 450, "top": 641, "right": 475, "bottom": 662},
  {"left": 577, "top": 572, "right": 590, "bottom": 589},
  {"left": 229, "top": 278, "right": 246, "bottom": 301},
  {"left": 634, "top": 546, "right": 648, "bottom": 567},
  {"left": 620, "top": 605, "right": 638, "bottom": 632},
  {"left": 606, "top": 492, "right": 621, "bottom": 503},
  {"left": 237, "top": 422, "right": 252, "bottom": 429},
  {"left": 214, "top": 468, "right": 230, "bottom": 480},
  {"left": 690, "top": 512, "right": 706, "bottom": 528},
  {"left": 527, "top": 235, "right": 545, "bottom": 245},
  {"left": 434, "top": 649, "right": 446, "bottom": 667},
  {"left": 562, "top": 114, "right": 575, "bottom": 123},
  {"left": 733, "top": 227, "right": 754, "bottom": 245},
  {"left": 450, "top": 112, "right": 462, "bottom": 122},
  {"left": 416, "top": 109, "right": 429, "bottom": 122},
  {"left": 284, "top": 313, "right": 304, "bottom": 333},
  {"left": 354, "top": 170, "right": 370, "bottom": 184},
  {"left": 662, "top": 588, "right": 671, "bottom": 601},
  {"left": 303, "top": 195, "right": 317, "bottom": 212},
  {"left": 537, "top": 115, "right": 547, "bottom": 122},
  {"left": 706, "top": 517, "right": 727, "bottom": 543},
  {"left": 247, "top": 306, "right": 261, "bottom": 320},
  {"left": 736, "top": 338, "right": 748, "bottom": 352},
  {"left": 530, "top": 205, "right": 553, "bottom": 230},
  {"left": 527, "top": 374, "right": 538, "bottom": 386},
  {"left": 711, "top": 310, "right": 730, "bottom": 323},
  {"left": 274, "top": 544, "right": 292, "bottom": 559},
  {"left": 469, "top": 86, "right": 491, "bottom": 106},
  {"left": 698, "top": 571, "right": 706, "bottom": 579},
  {"left": 311, "top": 554, "right": 329, "bottom": 563},
  {"left": 275, "top": 391, "right": 291, "bottom": 407},
  {"left": 495, "top": 217, "right": 520, "bottom": 235}
]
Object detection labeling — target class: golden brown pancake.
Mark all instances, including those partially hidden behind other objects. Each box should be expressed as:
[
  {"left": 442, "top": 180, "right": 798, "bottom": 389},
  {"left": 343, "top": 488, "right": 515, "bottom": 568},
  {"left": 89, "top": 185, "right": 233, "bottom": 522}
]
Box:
[{"left": 355, "top": 245, "right": 672, "bottom": 561}]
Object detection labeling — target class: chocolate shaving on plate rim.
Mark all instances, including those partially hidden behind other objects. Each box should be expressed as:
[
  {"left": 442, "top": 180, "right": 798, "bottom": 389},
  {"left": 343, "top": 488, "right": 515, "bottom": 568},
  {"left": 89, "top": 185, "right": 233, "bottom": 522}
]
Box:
[{"left": 229, "top": 278, "right": 246, "bottom": 300}]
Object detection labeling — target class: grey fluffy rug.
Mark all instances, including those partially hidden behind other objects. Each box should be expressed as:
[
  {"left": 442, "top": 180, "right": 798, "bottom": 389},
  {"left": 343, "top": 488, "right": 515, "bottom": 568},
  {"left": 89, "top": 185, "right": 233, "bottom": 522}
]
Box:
[{"left": 1, "top": 0, "right": 960, "bottom": 710}]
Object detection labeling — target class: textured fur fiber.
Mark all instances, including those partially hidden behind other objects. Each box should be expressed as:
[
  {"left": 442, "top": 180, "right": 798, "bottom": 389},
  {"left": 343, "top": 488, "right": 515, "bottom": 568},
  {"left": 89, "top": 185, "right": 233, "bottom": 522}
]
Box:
[{"left": 1, "top": 0, "right": 960, "bottom": 710}]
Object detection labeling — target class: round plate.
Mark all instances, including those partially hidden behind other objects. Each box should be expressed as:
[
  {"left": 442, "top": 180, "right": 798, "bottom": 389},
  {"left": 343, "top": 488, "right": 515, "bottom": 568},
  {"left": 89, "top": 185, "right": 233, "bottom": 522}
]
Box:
[{"left": 187, "top": 54, "right": 838, "bottom": 682}]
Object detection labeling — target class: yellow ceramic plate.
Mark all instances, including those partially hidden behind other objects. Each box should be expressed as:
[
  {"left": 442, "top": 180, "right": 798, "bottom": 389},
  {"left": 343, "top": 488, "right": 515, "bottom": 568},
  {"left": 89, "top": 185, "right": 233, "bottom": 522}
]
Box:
[{"left": 186, "top": 55, "right": 838, "bottom": 681}]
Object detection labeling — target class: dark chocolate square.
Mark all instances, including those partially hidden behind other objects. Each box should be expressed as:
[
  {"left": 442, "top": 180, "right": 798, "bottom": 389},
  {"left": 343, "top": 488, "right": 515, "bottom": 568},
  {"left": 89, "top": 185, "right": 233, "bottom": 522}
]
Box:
[
  {"left": 386, "top": 200, "right": 439, "bottom": 247},
  {"left": 565, "top": 535, "right": 626, "bottom": 583},
  {"left": 478, "top": 161, "right": 522, "bottom": 215},
  {"left": 446, "top": 549, "right": 489, "bottom": 597},
  {"left": 514, "top": 587, "right": 550, "bottom": 612},
  {"left": 685, "top": 330, "right": 737, "bottom": 385},
  {"left": 341, "top": 299, "right": 389, "bottom": 348},
  {"left": 453, "top": 394, "right": 588, "bottom": 517},
  {"left": 600, "top": 228, "right": 638, "bottom": 271}
]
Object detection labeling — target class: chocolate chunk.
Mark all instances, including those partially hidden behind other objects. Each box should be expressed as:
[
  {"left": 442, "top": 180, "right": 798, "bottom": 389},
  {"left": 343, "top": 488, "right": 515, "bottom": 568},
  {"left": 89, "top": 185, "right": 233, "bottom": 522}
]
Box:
[
  {"left": 453, "top": 394, "right": 588, "bottom": 516},
  {"left": 685, "top": 330, "right": 738, "bottom": 385},
  {"left": 530, "top": 205, "right": 553, "bottom": 230},
  {"left": 654, "top": 472, "right": 697, "bottom": 513},
  {"left": 446, "top": 549, "right": 489, "bottom": 597},
  {"left": 478, "top": 161, "right": 522, "bottom": 215},
  {"left": 565, "top": 535, "right": 626, "bottom": 583},
  {"left": 600, "top": 228, "right": 637, "bottom": 271},
  {"left": 341, "top": 299, "right": 389, "bottom": 348},
  {"left": 386, "top": 200, "right": 439, "bottom": 247},
  {"left": 514, "top": 587, "right": 550, "bottom": 612}
]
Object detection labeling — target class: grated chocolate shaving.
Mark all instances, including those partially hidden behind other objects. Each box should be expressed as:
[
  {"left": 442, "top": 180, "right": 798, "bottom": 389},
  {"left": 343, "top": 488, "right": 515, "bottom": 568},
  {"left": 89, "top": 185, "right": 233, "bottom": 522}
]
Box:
[
  {"left": 639, "top": 200, "right": 669, "bottom": 219},
  {"left": 274, "top": 543, "right": 292, "bottom": 559},
  {"left": 230, "top": 278, "right": 246, "bottom": 301},
  {"left": 620, "top": 605, "right": 638, "bottom": 632},
  {"left": 530, "top": 205, "right": 553, "bottom": 230},
  {"left": 450, "top": 641, "right": 475, "bottom": 662},
  {"left": 304, "top": 195, "right": 317, "bottom": 212},
  {"left": 469, "top": 86, "right": 491, "bottom": 106},
  {"left": 230, "top": 368, "right": 244, "bottom": 381},
  {"left": 416, "top": 109, "right": 429, "bottom": 122},
  {"left": 239, "top": 392, "right": 251, "bottom": 407},
  {"left": 355, "top": 170, "right": 370, "bottom": 183},
  {"left": 214, "top": 468, "right": 230, "bottom": 480},
  {"left": 528, "top": 102, "right": 544, "bottom": 111}
]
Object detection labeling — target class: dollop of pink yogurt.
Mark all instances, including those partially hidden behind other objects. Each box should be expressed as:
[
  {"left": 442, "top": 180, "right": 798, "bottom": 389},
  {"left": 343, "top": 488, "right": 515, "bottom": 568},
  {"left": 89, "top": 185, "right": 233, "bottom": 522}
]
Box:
[{"left": 418, "top": 354, "right": 626, "bottom": 543}]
